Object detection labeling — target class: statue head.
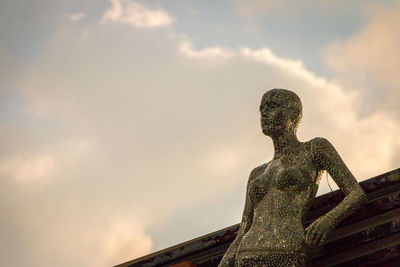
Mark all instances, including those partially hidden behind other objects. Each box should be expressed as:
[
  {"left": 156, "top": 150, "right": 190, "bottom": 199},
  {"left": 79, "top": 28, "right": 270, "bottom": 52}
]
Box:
[{"left": 260, "top": 88, "right": 302, "bottom": 137}]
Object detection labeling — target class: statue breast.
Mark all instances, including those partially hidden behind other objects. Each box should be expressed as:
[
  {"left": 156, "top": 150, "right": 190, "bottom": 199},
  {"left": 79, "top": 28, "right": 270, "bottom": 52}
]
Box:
[{"left": 248, "top": 150, "right": 314, "bottom": 207}]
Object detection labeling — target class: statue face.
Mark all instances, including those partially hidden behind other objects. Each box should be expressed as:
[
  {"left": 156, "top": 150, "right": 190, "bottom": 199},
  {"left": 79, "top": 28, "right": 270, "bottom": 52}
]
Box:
[{"left": 260, "top": 89, "right": 300, "bottom": 136}]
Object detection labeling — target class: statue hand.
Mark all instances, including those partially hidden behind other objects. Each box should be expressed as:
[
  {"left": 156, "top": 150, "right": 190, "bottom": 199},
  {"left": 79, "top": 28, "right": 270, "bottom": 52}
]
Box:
[{"left": 305, "top": 215, "right": 335, "bottom": 246}]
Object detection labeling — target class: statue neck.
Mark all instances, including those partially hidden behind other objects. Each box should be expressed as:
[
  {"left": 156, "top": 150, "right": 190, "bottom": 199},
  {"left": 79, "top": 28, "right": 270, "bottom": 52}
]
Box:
[{"left": 272, "top": 132, "right": 300, "bottom": 159}]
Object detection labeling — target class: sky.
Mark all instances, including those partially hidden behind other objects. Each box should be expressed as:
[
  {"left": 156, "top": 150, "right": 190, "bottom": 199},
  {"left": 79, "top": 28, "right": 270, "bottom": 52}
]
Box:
[{"left": 1, "top": 0, "right": 400, "bottom": 266}]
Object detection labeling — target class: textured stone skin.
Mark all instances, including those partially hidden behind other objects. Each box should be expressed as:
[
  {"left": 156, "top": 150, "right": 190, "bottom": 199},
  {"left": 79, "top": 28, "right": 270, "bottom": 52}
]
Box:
[{"left": 218, "top": 89, "right": 367, "bottom": 267}]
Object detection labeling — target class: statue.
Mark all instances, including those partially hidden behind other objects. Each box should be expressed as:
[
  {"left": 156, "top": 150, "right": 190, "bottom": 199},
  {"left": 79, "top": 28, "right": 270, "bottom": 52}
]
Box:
[{"left": 218, "top": 89, "right": 367, "bottom": 267}]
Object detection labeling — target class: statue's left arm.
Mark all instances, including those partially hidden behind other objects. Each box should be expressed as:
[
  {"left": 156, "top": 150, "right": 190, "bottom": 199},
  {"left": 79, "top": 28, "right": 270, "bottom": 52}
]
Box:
[{"left": 305, "top": 137, "right": 368, "bottom": 245}]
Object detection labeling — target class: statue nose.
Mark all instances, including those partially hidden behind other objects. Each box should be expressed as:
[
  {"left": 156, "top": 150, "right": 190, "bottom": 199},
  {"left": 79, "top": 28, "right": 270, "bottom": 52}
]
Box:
[
  {"left": 261, "top": 108, "right": 277, "bottom": 118},
  {"left": 260, "top": 107, "right": 269, "bottom": 116}
]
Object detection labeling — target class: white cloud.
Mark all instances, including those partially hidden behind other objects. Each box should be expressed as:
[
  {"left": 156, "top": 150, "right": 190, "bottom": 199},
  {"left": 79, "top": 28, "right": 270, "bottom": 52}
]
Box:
[
  {"left": 240, "top": 47, "right": 346, "bottom": 95},
  {"left": 324, "top": 1, "right": 400, "bottom": 114},
  {"left": 69, "top": 12, "right": 86, "bottom": 22},
  {"left": 101, "top": 0, "right": 173, "bottom": 28},
  {"left": 0, "top": 155, "right": 56, "bottom": 184},
  {"left": 98, "top": 220, "right": 153, "bottom": 266},
  {"left": 180, "top": 40, "right": 234, "bottom": 60}
]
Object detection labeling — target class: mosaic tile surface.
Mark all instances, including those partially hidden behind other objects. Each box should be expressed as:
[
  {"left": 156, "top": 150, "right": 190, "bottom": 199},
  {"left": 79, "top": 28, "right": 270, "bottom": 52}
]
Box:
[{"left": 218, "top": 89, "right": 367, "bottom": 267}]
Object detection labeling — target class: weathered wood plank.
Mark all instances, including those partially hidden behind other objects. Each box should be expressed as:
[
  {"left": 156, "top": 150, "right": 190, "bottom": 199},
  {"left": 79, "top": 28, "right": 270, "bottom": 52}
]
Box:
[{"left": 314, "top": 233, "right": 400, "bottom": 266}]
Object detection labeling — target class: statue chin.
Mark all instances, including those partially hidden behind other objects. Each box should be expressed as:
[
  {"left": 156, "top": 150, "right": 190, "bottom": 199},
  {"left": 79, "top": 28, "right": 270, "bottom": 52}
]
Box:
[
  {"left": 261, "top": 128, "right": 270, "bottom": 136},
  {"left": 261, "top": 127, "right": 282, "bottom": 137}
]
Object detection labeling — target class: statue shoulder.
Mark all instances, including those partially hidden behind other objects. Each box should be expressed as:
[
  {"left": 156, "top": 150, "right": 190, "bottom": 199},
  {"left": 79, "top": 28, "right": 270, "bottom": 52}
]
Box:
[
  {"left": 310, "top": 137, "right": 335, "bottom": 156},
  {"left": 248, "top": 162, "right": 269, "bottom": 181}
]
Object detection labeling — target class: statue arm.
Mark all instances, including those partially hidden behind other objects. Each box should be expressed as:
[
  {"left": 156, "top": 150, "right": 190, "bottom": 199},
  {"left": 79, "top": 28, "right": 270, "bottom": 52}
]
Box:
[
  {"left": 305, "top": 137, "right": 368, "bottom": 245},
  {"left": 218, "top": 168, "right": 258, "bottom": 267}
]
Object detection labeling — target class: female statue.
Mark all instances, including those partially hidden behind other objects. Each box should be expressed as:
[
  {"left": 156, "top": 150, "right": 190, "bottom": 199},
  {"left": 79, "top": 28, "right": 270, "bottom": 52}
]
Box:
[{"left": 218, "top": 89, "right": 367, "bottom": 267}]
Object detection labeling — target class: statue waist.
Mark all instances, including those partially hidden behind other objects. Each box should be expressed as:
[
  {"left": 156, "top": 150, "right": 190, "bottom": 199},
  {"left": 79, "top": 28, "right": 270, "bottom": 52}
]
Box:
[
  {"left": 237, "top": 230, "right": 307, "bottom": 254},
  {"left": 237, "top": 246, "right": 308, "bottom": 256}
]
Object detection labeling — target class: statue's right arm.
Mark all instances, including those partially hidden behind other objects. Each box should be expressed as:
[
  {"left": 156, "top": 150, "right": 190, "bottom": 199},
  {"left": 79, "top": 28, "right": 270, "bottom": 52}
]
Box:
[{"left": 218, "top": 167, "right": 260, "bottom": 267}]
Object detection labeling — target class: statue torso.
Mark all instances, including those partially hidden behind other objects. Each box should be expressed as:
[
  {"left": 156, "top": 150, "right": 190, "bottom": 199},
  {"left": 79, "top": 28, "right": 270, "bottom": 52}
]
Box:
[{"left": 237, "top": 141, "right": 321, "bottom": 253}]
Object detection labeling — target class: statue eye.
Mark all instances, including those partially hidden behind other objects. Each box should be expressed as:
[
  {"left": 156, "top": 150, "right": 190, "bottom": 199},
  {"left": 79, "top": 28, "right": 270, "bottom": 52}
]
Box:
[
  {"left": 260, "top": 101, "right": 280, "bottom": 113},
  {"left": 267, "top": 102, "right": 279, "bottom": 109}
]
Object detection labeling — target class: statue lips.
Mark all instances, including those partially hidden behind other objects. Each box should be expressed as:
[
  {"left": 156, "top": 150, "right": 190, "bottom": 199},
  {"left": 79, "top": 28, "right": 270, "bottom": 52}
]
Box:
[{"left": 260, "top": 116, "right": 272, "bottom": 127}]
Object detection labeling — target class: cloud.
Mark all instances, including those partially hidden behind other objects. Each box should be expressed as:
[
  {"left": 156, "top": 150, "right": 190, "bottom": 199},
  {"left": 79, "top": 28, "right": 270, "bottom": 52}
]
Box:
[
  {"left": 233, "top": 0, "right": 347, "bottom": 16},
  {"left": 240, "top": 47, "right": 400, "bottom": 181},
  {"left": 0, "top": 155, "right": 56, "bottom": 184},
  {"left": 69, "top": 12, "right": 86, "bottom": 22},
  {"left": 180, "top": 40, "right": 234, "bottom": 60},
  {"left": 233, "top": 0, "right": 284, "bottom": 16},
  {"left": 324, "top": 1, "right": 400, "bottom": 115},
  {"left": 98, "top": 220, "right": 153, "bottom": 265},
  {"left": 240, "top": 47, "right": 346, "bottom": 95},
  {"left": 2, "top": 9, "right": 400, "bottom": 267},
  {"left": 101, "top": 0, "right": 173, "bottom": 28}
]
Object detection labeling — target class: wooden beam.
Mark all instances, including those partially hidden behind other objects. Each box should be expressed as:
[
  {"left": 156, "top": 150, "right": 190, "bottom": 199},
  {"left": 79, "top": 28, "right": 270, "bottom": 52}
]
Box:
[
  {"left": 169, "top": 261, "right": 197, "bottom": 267},
  {"left": 314, "top": 233, "right": 400, "bottom": 266},
  {"left": 324, "top": 208, "right": 400, "bottom": 243}
]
